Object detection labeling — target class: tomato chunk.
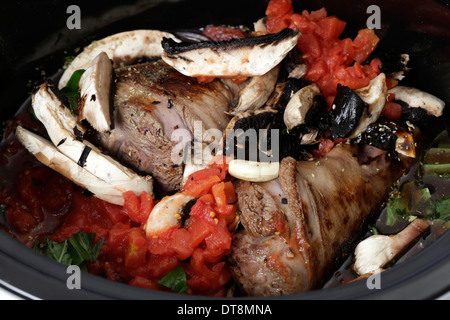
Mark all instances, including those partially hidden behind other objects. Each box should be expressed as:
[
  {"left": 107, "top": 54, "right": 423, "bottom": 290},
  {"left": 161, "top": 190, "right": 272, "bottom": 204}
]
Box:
[{"left": 382, "top": 101, "right": 403, "bottom": 120}]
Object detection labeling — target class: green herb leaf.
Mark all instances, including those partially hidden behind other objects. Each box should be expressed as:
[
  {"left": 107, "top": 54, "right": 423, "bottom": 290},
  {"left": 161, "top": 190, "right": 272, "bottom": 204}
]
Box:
[
  {"left": 60, "top": 69, "right": 85, "bottom": 113},
  {"left": 158, "top": 266, "right": 188, "bottom": 294},
  {"left": 33, "top": 232, "right": 104, "bottom": 270},
  {"left": 435, "top": 197, "right": 450, "bottom": 220},
  {"left": 68, "top": 232, "right": 104, "bottom": 265},
  {"left": 45, "top": 238, "right": 72, "bottom": 265}
]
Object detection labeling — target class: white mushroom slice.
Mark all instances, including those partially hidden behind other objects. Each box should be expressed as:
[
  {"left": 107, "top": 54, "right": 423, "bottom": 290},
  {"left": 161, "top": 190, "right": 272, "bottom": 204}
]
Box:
[
  {"left": 388, "top": 86, "right": 445, "bottom": 117},
  {"left": 353, "top": 218, "right": 430, "bottom": 275},
  {"left": 15, "top": 126, "right": 152, "bottom": 206},
  {"left": 300, "top": 130, "right": 320, "bottom": 145},
  {"left": 145, "top": 193, "right": 196, "bottom": 237},
  {"left": 229, "top": 65, "right": 280, "bottom": 115},
  {"left": 59, "top": 29, "right": 180, "bottom": 89},
  {"left": 253, "top": 17, "right": 267, "bottom": 34},
  {"left": 32, "top": 83, "right": 146, "bottom": 186},
  {"left": 228, "top": 159, "right": 279, "bottom": 182},
  {"left": 288, "top": 63, "right": 308, "bottom": 80},
  {"left": 161, "top": 28, "right": 300, "bottom": 78},
  {"left": 348, "top": 73, "right": 387, "bottom": 139},
  {"left": 283, "top": 83, "right": 322, "bottom": 131},
  {"left": 78, "top": 52, "right": 114, "bottom": 133}
]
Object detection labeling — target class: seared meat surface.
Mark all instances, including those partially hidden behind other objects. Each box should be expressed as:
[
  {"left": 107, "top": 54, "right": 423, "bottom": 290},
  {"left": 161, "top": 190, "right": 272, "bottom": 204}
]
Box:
[
  {"left": 228, "top": 145, "right": 408, "bottom": 296},
  {"left": 96, "top": 60, "right": 240, "bottom": 193}
]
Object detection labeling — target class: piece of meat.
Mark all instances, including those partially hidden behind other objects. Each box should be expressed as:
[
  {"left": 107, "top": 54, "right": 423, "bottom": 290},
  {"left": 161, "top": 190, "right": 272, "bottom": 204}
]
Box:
[
  {"left": 95, "top": 60, "right": 241, "bottom": 193},
  {"left": 228, "top": 145, "right": 409, "bottom": 296}
]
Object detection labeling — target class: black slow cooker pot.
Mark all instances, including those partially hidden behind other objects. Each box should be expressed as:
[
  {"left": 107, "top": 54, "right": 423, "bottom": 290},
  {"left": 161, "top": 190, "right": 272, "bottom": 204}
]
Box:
[{"left": 0, "top": 0, "right": 449, "bottom": 300}]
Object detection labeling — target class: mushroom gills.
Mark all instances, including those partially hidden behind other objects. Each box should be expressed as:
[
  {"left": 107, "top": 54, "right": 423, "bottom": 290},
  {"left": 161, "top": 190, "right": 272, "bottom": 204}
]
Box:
[
  {"left": 145, "top": 193, "right": 197, "bottom": 237},
  {"left": 223, "top": 108, "right": 279, "bottom": 163},
  {"left": 161, "top": 28, "right": 301, "bottom": 78}
]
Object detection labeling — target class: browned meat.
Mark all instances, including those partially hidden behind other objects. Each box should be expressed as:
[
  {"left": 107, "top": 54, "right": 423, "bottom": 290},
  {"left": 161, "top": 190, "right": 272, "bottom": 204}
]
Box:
[
  {"left": 228, "top": 145, "right": 408, "bottom": 296},
  {"left": 96, "top": 60, "right": 241, "bottom": 193}
]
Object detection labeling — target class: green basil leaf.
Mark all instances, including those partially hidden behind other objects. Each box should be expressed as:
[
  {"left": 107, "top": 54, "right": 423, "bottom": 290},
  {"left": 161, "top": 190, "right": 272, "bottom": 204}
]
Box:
[
  {"left": 158, "top": 266, "right": 188, "bottom": 294},
  {"left": 60, "top": 69, "right": 85, "bottom": 113},
  {"left": 33, "top": 232, "right": 104, "bottom": 269},
  {"left": 45, "top": 238, "right": 72, "bottom": 265}
]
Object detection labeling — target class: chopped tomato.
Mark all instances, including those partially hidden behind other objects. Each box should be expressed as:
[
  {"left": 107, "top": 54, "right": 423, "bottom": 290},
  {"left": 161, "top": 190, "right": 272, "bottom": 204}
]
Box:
[
  {"left": 382, "top": 101, "right": 403, "bottom": 120},
  {"left": 352, "top": 29, "right": 380, "bottom": 63},
  {"left": 138, "top": 191, "right": 154, "bottom": 224},
  {"left": 169, "top": 228, "right": 194, "bottom": 260},
  {"left": 105, "top": 223, "right": 130, "bottom": 260},
  {"left": 203, "top": 26, "right": 247, "bottom": 41},
  {"left": 265, "top": 0, "right": 293, "bottom": 17},
  {"left": 198, "top": 193, "right": 215, "bottom": 204},
  {"left": 386, "top": 77, "right": 399, "bottom": 90},
  {"left": 95, "top": 198, "right": 128, "bottom": 224},
  {"left": 313, "top": 138, "right": 335, "bottom": 158},
  {"left": 183, "top": 174, "right": 222, "bottom": 198},
  {"left": 125, "top": 228, "right": 148, "bottom": 268},
  {"left": 317, "top": 16, "right": 346, "bottom": 40},
  {"left": 122, "top": 191, "right": 140, "bottom": 222},
  {"left": 196, "top": 76, "right": 215, "bottom": 84},
  {"left": 266, "top": 13, "right": 293, "bottom": 33},
  {"left": 266, "top": 5, "right": 380, "bottom": 99},
  {"left": 185, "top": 217, "right": 216, "bottom": 247}
]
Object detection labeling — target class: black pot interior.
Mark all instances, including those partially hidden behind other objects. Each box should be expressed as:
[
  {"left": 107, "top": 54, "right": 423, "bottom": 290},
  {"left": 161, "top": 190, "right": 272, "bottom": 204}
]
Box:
[{"left": 0, "top": 0, "right": 449, "bottom": 299}]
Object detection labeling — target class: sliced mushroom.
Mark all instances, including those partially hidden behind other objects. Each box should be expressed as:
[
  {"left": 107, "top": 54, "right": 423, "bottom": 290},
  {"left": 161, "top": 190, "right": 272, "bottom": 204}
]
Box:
[
  {"left": 352, "top": 218, "right": 430, "bottom": 275},
  {"left": 15, "top": 126, "right": 152, "bottom": 206},
  {"left": 283, "top": 83, "right": 323, "bottom": 131},
  {"left": 228, "top": 159, "right": 279, "bottom": 182},
  {"left": 161, "top": 28, "right": 300, "bottom": 78},
  {"left": 349, "top": 73, "right": 387, "bottom": 139},
  {"left": 145, "top": 193, "right": 196, "bottom": 237},
  {"left": 59, "top": 29, "right": 180, "bottom": 89},
  {"left": 78, "top": 52, "right": 114, "bottom": 133},
  {"left": 330, "top": 73, "right": 387, "bottom": 139},
  {"left": 229, "top": 65, "right": 280, "bottom": 115},
  {"left": 388, "top": 86, "right": 445, "bottom": 118},
  {"left": 32, "top": 82, "right": 150, "bottom": 187},
  {"left": 223, "top": 108, "right": 279, "bottom": 162}
]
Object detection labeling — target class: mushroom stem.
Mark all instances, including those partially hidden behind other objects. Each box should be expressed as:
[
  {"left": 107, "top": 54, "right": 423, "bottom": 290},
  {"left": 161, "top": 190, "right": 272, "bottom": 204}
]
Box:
[{"left": 353, "top": 218, "right": 430, "bottom": 275}]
